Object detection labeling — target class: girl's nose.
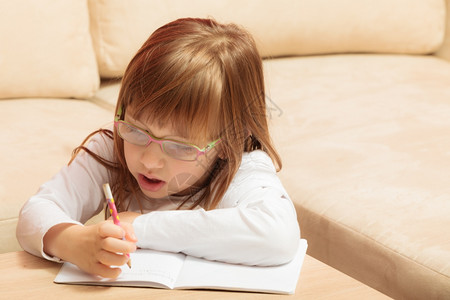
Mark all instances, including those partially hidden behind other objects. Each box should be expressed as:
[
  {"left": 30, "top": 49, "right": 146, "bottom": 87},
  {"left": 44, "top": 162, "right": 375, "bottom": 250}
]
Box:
[{"left": 140, "top": 141, "right": 164, "bottom": 169}]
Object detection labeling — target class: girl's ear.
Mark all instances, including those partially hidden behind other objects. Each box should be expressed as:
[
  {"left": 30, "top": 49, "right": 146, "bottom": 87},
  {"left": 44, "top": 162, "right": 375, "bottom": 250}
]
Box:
[
  {"left": 245, "top": 129, "right": 252, "bottom": 139},
  {"left": 218, "top": 149, "right": 226, "bottom": 160}
]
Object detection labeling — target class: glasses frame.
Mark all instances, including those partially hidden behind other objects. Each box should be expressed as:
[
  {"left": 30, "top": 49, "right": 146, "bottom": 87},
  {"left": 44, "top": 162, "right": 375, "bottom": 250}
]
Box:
[{"left": 114, "top": 108, "right": 221, "bottom": 161}]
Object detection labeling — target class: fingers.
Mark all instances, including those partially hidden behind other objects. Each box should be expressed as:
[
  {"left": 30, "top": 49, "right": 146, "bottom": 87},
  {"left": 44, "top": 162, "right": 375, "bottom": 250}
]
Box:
[
  {"left": 92, "top": 263, "right": 122, "bottom": 279},
  {"left": 96, "top": 249, "right": 130, "bottom": 268},
  {"left": 97, "top": 221, "right": 137, "bottom": 252},
  {"left": 101, "top": 235, "right": 136, "bottom": 254},
  {"left": 98, "top": 221, "right": 138, "bottom": 242},
  {"left": 121, "top": 222, "right": 138, "bottom": 242},
  {"left": 98, "top": 221, "right": 137, "bottom": 251},
  {"left": 98, "top": 221, "right": 125, "bottom": 239}
]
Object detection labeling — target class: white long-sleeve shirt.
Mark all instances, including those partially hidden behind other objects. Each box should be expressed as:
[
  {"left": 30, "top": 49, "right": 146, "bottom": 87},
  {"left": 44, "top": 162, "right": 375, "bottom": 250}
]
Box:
[{"left": 16, "top": 132, "right": 300, "bottom": 266}]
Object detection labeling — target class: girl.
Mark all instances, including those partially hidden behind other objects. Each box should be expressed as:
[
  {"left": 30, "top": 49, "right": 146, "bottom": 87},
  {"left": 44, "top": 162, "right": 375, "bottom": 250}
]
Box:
[{"left": 17, "top": 18, "right": 300, "bottom": 278}]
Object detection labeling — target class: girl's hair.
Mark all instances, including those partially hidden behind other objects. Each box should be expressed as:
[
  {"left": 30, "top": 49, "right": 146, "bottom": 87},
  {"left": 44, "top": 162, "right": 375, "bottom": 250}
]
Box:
[{"left": 71, "top": 18, "right": 281, "bottom": 211}]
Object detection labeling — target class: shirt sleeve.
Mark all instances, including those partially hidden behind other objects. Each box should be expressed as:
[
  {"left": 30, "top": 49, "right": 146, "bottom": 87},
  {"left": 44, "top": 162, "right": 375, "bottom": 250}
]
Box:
[
  {"left": 16, "top": 133, "right": 112, "bottom": 261},
  {"left": 132, "top": 150, "right": 300, "bottom": 266}
]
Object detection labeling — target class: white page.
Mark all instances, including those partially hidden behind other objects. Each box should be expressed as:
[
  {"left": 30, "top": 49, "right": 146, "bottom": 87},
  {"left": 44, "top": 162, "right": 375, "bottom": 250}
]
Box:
[
  {"left": 174, "top": 239, "right": 308, "bottom": 294},
  {"left": 115, "top": 249, "right": 186, "bottom": 288},
  {"left": 55, "top": 249, "right": 186, "bottom": 289}
]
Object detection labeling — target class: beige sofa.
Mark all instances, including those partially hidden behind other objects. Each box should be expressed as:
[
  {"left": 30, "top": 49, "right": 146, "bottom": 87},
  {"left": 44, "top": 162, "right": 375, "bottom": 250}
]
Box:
[{"left": 2, "top": 1, "right": 450, "bottom": 299}]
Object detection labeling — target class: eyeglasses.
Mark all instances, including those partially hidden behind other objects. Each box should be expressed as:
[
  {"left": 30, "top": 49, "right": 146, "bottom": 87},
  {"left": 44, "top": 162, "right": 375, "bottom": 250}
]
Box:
[{"left": 114, "top": 112, "right": 221, "bottom": 161}]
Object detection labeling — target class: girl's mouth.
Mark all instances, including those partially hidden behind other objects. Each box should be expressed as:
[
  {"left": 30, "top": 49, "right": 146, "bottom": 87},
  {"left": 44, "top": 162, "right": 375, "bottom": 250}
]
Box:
[{"left": 138, "top": 174, "right": 166, "bottom": 192}]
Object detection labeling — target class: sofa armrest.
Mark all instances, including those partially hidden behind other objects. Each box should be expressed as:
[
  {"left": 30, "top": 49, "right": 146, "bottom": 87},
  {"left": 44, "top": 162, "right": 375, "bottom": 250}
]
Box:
[{"left": 435, "top": 0, "right": 450, "bottom": 61}]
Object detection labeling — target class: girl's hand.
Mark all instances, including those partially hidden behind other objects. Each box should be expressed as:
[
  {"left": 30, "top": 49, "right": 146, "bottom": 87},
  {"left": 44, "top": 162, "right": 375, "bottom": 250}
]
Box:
[{"left": 43, "top": 221, "right": 137, "bottom": 278}]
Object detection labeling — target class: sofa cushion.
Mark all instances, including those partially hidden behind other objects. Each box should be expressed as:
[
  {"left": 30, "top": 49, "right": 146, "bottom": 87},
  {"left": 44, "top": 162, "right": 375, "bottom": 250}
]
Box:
[
  {"left": 265, "top": 54, "right": 450, "bottom": 299},
  {"left": 0, "top": 99, "right": 112, "bottom": 253},
  {"left": 0, "top": 0, "right": 99, "bottom": 99},
  {"left": 88, "top": 0, "right": 445, "bottom": 78}
]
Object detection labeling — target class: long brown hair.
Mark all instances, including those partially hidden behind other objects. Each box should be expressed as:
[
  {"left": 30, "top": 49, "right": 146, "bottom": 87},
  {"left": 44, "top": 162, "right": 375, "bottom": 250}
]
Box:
[{"left": 71, "top": 18, "right": 281, "bottom": 212}]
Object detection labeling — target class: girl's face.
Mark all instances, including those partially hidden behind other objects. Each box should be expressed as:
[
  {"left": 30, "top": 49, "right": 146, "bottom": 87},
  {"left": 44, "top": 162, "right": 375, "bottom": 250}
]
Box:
[{"left": 122, "top": 113, "right": 219, "bottom": 200}]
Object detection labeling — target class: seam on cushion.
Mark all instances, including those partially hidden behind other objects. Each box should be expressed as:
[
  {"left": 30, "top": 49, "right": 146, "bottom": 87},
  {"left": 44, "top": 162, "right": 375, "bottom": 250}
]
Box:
[
  {"left": 0, "top": 217, "right": 19, "bottom": 222},
  {"left": 87, "top": 96, "right": 116, "bottom": 111}
]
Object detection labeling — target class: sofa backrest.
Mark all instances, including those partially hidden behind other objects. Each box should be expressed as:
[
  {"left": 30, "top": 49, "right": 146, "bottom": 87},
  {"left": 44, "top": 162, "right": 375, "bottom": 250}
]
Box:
[
  {"left": 88, "top": 0, "right": 446, "bottom": 78},
  {"left": 0, "top": 0, "right": 446, "bottom": 99}
]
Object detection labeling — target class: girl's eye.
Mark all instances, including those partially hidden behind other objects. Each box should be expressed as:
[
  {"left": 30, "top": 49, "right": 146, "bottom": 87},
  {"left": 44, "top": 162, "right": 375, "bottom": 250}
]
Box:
[
  {"left": 170, "top": 143, "right": 196, "bottom": 153},
  {"left": 164, "top": 142, "right": 198, "bottom": 159},
  {"left": 119, "top": 123, "right": 149, "bottom": 145},
  {"left": 124, "top": 124, "right": 142, "bottom": 135},
  {"left": 123, "top": 124, "right": 137, "bottom": 133}
]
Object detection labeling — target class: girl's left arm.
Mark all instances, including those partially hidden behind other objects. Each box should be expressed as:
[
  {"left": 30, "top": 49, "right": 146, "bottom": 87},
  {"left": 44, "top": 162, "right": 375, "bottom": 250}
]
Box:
[
  {"left": 133, "top": 190, "right": 299, "bottom": 266},
  {"left": 132, "top": 152, "right": 300, "bottom": 266}
]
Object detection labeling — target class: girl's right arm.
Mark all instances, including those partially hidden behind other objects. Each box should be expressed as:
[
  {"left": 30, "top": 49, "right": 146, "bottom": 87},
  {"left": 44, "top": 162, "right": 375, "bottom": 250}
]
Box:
[{"left": 16, "top": 132, "right": 136, "bottom": 278}]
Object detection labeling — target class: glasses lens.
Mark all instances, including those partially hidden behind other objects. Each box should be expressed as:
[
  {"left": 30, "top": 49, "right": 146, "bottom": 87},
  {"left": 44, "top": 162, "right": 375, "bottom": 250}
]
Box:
[
  {"left": 117, "top": 122, "right": 149, "bottom": 146},
  {"left": 163, "top": 141, "right": 198, "bottom": 161}
]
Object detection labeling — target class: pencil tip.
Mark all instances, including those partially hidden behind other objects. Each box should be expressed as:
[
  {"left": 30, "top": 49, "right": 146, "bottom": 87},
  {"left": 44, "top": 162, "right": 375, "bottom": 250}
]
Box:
[{"left": 127, "top": 259, "right": 132, "bottom": 268}]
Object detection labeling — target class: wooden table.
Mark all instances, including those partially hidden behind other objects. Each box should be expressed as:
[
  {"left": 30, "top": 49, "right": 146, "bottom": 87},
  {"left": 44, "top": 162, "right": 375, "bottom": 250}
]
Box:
[{"left": 0, "top": 251, "right": 390, "bottom": 299}]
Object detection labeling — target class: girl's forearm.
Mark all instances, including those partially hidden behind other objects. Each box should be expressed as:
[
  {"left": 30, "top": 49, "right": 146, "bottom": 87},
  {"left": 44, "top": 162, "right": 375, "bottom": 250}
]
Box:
[
  {"left": 43, "top": 223, "right": 84, "bottom": 261},
  {"left": 133, "top": 195, "right": 299, "bottom": 266}
]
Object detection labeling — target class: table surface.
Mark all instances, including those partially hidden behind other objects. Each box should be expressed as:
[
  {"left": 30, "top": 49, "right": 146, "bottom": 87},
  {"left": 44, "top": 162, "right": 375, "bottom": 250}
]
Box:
[{"left": 0, "top": 251, "right": 390, "bottom": 299}]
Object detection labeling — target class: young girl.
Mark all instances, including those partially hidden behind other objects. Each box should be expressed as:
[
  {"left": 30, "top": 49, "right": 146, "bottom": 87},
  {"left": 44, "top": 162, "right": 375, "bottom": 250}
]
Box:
[{"left": 17, "top": 18, "right": 300, "bottom": 278}]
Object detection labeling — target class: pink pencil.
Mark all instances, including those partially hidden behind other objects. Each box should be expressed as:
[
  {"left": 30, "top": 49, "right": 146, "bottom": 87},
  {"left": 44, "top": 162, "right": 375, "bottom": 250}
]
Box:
[{"left": 102, "top": 183, "right": 132, "bottom": 268}]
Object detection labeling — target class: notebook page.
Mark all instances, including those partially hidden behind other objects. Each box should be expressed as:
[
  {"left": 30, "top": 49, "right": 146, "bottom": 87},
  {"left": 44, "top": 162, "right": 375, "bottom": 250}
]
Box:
[
  {"left": 55, "top": 249, "right": 186, "bottom": 289},
  {"left": 174, "top": 239, "right": 308, "bottom": 294},
  {"left": 115, "top": 249, "right": 186, "bottom": 288}
]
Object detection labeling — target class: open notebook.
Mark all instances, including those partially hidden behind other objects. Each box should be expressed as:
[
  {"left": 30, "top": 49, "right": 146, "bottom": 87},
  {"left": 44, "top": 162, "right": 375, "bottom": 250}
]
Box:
[{"left": 54, "top": 239, "right": 307, "bottom": 294}]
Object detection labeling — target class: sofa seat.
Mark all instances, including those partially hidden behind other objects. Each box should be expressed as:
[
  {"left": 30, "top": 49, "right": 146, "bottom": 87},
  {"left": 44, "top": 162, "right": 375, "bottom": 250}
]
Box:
[
  {"left": 264, "top": 54, "right": 450, "bottom": 299},
  {"left": 0, "top": 99, "right": 112, "bottom": 253}
]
